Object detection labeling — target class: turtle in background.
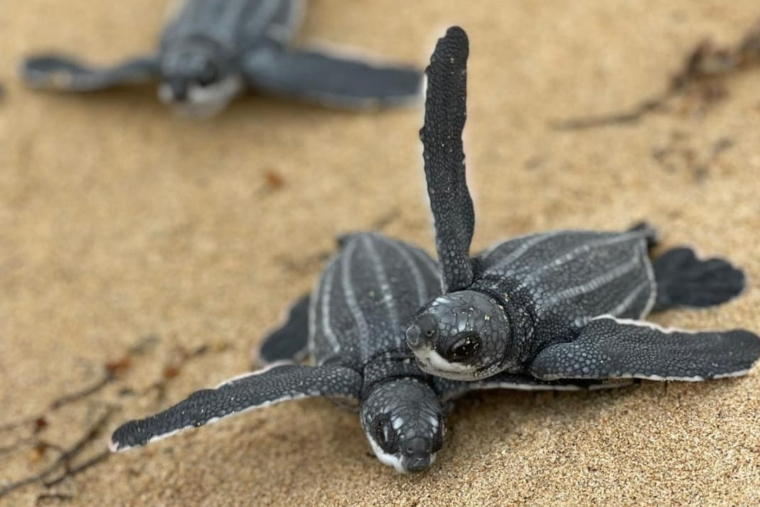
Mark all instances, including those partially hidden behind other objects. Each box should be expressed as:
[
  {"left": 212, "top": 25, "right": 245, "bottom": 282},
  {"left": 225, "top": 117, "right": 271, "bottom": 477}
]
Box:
[
  {"left": 404, "top": 27, "right": 760, "bottom": 383},
  {"left": 20, "top": 0, "right": 422, "bottom": 116}
]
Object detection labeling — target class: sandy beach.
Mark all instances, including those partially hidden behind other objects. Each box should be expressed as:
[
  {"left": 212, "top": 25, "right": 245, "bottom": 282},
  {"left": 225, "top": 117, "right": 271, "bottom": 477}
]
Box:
[{"left": 2, "top": 1, "right": 760, "bottom": 505}]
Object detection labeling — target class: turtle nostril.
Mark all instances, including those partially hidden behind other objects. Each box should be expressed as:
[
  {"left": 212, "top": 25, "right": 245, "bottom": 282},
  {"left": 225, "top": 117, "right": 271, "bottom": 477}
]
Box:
[{"left": 406, "top": 325, "right": 423, "bottom": 348}]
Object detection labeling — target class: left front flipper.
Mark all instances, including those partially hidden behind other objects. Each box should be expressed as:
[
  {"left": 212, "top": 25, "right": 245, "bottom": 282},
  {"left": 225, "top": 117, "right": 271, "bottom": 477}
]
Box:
[
  {"left": 242, "top": 46, "right": 422, "bottom": 108},
  {"left": 529, "top": 317, "right": 760, "bottom": 381},
  {"left": 20, "top": 54, "right": 159, "bottom": 92},
  {"left": 434, "top": 372, "right": 632, "bottom": 403},
  {"left": 110, "top": 363, "right": 361, "bottom": 451}
]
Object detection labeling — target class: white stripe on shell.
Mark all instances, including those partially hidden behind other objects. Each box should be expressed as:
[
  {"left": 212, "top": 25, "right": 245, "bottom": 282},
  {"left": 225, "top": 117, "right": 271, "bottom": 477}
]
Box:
[
  {"left": 378, "top": 236, "right": 429, "bottom": 307},
  {"left": 318, "top": 258, "right": 341, "bottom": 353},
  {"left": 341, "top": 239, "right": 371, "bottom": 357},
  {"left": 640, "top": 242, "right": 658, "bottom": 318},
  {"left": 243, "top": 0, "right": 281, "bottom": 35},
  {"left": 541, "top": 249, "right": 644, "bottom": 313},
  {"left": 407, "top": 244, "right": 440, "bottom": 280},
  {"left": 486, "top": 230, "right": 563, "bottom": 269},
  {"left": 265, "top": 0, "right": 307, "bottom": 44},
  {"left": 516, "top": 231, "right": 645, "bottom": 288},
  {"left": 608, "top": 282, "right": 648, "bottom": 319},
  {"left": 362, "top": 236, "right": 401, "bottom": 346}
]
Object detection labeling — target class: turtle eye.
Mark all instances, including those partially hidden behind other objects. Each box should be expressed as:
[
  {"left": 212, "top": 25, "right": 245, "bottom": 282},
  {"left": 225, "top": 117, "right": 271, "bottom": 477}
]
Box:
[
  {"left": 374, "top": 417, "right": 397, "bottom": 453},
  {"left": 445, "top": 333, "right": 481, "bottom": 362},
  {"left": 197, "top": 63, "right": 218, "bottom": 87}
]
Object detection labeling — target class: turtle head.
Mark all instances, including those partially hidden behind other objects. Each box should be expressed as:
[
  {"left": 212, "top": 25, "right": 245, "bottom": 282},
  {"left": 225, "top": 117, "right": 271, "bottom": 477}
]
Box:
[
  {"left": 159, "top": 41, "right": 241, "bottom": 116},
  {"left": 361, "top": 379, "right": 444, "bottom": 474},
  {"left": 406, "top": 291, "right": 512, "bottom": 381}
]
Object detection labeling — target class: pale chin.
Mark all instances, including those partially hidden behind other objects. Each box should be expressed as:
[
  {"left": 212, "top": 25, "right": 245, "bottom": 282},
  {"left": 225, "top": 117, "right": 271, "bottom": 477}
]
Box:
[
  {"left": 366, "top": 436, "right": 436, "bottom": 474},
  {"left": 158, "top": 76, "right": 242, "bottom": 118},
  {"left": 414, "top": 355, "right": 499, "bottom": 381},
  {"left": 412, "top": 348, "right": 483, "bottom": 381}
]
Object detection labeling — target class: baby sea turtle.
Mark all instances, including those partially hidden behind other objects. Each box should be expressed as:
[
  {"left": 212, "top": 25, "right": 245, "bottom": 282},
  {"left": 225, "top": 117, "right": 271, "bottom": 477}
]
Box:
[
  {"left": 20, "top": 0, "right": 422, "bottom": 116},
  {"left": 405, "top": 27, "right": 760, "bottom": 382},
  {"left": 110, "top": 233, "right": 617, "bottom": 473}
]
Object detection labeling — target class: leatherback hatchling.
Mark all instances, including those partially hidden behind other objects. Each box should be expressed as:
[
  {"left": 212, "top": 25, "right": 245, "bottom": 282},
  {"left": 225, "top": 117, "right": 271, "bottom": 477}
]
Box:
[
  {"left": 405, "top": 27, "right": 760, "bottom": 383},
  {"left": 20, "top": 0, "right": 422, "bottom": 116}
]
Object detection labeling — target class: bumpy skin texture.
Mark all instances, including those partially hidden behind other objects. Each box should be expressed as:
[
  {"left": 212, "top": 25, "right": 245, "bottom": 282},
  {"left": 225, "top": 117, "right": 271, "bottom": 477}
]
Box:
[
  {"left": 19, "top": 0, "right": 423, "bottom": 112},
  {"left": 530, "top": 317, "right": 760, "bottom": 381},
  {"left": 420, "top": 26, "right": 475, "bottom": 292},
  {"left": 110, "top": 364, "right": 362, "bottom": 451}
]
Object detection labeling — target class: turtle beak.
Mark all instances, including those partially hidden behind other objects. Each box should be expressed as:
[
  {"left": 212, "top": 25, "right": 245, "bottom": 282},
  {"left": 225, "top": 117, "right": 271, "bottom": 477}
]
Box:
[
  {"left": 405, "top": 324, "right": 426, "bottom": 350},
  {"left": 402, "top": 437, "right": 434, "bottom": 473},
  {"left": 167, "top": 78, "right": 188, "bottom": 101},
  {"left": 404, "top": 456, "right": 432, "bottom": 473}
]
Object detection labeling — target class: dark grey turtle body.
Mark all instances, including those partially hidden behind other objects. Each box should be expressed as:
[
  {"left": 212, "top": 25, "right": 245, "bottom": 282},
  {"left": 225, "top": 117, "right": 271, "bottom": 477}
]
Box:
[
  {"left": 110, "top": 233, "right": 617, "bottom": 473},
  {"left": 21, "top": 0, "right": 422, "bottom": 116},
  {"left": 405, "top": 27, "right": 760, "bottom": 383}
]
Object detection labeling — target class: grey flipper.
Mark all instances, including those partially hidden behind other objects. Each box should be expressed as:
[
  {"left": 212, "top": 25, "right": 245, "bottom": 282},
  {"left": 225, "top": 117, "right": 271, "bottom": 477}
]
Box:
[
  {"left": 241, "top": 46, "right": 422, "bottom": 108},
  {"left": 434, "top": 372, "right": 632, "bottom": 403},
  {"left": 110, "top": 363, "right": 361, "bottom": 451},
  {"left": 653, "top": 247, "right": 745, "bottom": 312},
  {"left": 254, "top": 293, "right": 310, "bottom": 367},
  {"left": 529, "top": 316, "right": 760, "bottom": 381},
  {"left": 20, "top": 54, "right": 159, "bottom": 92},
  {"left": 420, "top": 27, "right": 475, "bottom": 292}
]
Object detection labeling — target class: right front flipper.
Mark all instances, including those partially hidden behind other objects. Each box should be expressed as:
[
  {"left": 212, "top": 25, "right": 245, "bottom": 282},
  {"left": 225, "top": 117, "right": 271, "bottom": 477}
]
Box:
[
  {"left": 20, "top": 54, "right": 159, "bottom": 92},
  {"left": 420, "top": 27, "right": 475, "bottom": 292},
  {"left": 110, "top": 363, "right": 361, "bottom": 451},
  {"left": 529, "top": 316, "right": 760, "bottom": 381}
]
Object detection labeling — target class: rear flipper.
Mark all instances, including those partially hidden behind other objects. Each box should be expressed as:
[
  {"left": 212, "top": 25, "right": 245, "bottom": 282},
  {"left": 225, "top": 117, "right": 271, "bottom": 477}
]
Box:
[
  {"left": 529, "top": 316, "right": 760, "bottom": 381},
  {"left": 653, "top": 247, "right": 746, "bottom": 311},
  {"left": 253, "top": 293, "right": 310, "bottom": 368}
]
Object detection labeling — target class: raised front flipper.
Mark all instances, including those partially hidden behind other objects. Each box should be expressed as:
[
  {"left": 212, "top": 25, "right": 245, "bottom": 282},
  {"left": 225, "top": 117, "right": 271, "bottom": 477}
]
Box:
[
  {"left": 529, "top": 317, "right": 760, "bottom": 381},
  {"left": 242, "top": 46, "right": 422, "bottom": 108},
  {"left": 420, "top": 27, "right": 475, "bottom": 292},
  {"left": 20, "top": 54, "right": 159, "bottom": 92},
  {"left": 653, "top": 247, "right": 746, "bottom": 312},
  {"left": 434, "top": 372, "right": 632, "bottom": 403},
  {"left": 110, "top": 364, "right": 361, "bottom": 451},
  {"left": 254, "top": 293, "right": 311, "bottom": 367}
]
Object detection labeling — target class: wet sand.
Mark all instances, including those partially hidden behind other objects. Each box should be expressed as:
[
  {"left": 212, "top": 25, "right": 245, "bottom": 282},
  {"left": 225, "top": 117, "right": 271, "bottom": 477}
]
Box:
[{"left": 2, "top": 1, "right": 760, "bottom": 505}]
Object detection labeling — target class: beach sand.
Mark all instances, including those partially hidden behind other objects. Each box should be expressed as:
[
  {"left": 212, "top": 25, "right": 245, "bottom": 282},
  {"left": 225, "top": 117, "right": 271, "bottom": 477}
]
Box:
[{"left": 2, "top": 1, "right": 760, "bottom": 505}]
